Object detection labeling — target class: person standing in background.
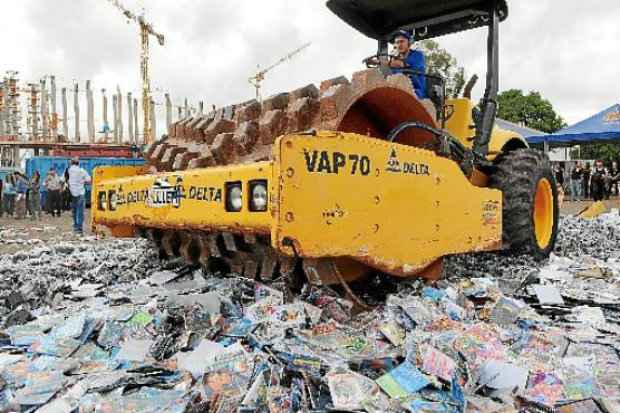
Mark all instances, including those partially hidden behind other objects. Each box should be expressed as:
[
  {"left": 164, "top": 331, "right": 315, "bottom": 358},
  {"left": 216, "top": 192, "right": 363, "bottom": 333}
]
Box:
[
  {"left": 591, "top": 160, "right": 608, "bottom": 202},
  {"left": 28, "top": 170, "right": 42, "bottom": 220},
  {"left": 609, "top": 161, "right": 619, "bottom": 198},
  {"left": 66, "top": 157, "right": 91, "bottom": 235},
  {"left": 553, "top": 163, "right": 565, "bottom": 204},
  {"left": 604, "top": 162, "right": 611, "bottom": 200},
  {"left": 63, "top": 167, "right": 72, "bottom": 212},
  {"left": 13, "top": 172, "right": 29, "bottom": 220},
  {"left": 569, "top": 162, "right": 583, "bottom": 202},
  {"left": 25, "top": 178, "right": 32, "bottom": 218},
  {"left": 1, "top": 176, "right": 16, "bottom": 217},
  {"left": 554, "top": 163, "right": 564, "bottom": 187},
  {"left": 582, "top": 162, "right": 591, "bottom": 200},
  {"left": 44, "top": 169, "right": 63, "bottom": 217}
]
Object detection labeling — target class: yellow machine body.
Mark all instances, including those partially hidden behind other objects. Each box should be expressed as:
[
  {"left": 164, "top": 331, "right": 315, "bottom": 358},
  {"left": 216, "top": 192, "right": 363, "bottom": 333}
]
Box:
[
  {"left": 92, "top": 131, "right": 502, "bottom": 278},
  {"left": 92, "top": 162, "right": 273, "bottom": 236},
  {"left": 445, "top": 98, "right": 527, "bottom": 159}
]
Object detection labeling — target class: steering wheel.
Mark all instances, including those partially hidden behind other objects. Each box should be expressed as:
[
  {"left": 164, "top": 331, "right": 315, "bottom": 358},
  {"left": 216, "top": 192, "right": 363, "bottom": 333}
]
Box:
[{"left": 363, "top": 53, "right": 405, "bottom": 69}]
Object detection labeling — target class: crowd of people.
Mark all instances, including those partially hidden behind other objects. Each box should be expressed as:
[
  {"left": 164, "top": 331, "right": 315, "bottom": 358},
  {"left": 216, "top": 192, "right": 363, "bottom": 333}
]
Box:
[
  {"left": 554, "top": 160, "right": 620, "bottom": 202},
  {"left": 1, "top": 171, "right": 45, "bottom": 220},
  {"left": 0, "top": 157, "right": 91, "bottom": 234}
]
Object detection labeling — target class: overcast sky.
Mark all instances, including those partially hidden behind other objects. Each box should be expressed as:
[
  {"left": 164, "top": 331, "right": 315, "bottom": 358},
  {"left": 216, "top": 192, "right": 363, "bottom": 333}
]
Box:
[{"left": 2, "top": 0, "right": 619, "bottom": 136}]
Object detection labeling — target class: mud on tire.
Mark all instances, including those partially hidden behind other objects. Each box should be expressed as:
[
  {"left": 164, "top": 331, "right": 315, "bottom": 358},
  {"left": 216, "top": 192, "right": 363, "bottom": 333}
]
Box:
[{"left": 489, "top": 149, "right": 560, "bottom": 259}]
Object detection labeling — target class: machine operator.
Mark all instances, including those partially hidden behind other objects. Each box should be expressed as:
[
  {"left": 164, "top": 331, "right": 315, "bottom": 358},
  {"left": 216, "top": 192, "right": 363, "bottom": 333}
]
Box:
[{"left": 389, "top": 29, "right": 428, "bottom": 99}]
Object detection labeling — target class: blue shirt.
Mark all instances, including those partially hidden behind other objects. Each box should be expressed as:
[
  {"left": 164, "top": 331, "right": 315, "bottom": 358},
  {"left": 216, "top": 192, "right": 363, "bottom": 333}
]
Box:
[
  {"left": 392, "top": 49, "right": 428, "bottom": 99},
  {"left": 2, "top": 182, "right": 15, "bottom": 196},
  {"left": 15, "top": 178, "right": 28, "bottom": 194}
]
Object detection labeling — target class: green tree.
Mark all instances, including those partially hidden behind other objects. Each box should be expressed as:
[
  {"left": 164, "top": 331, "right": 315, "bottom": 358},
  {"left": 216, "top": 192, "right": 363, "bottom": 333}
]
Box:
[
  {"left": 496, "top": 89, "right": 566, "bottom": 134},
  {"left": 419, "top": 40, "right": 466, "bottom": 98},
  {"left": 579, "top": 143, "right": 620, "bottom": 163}
]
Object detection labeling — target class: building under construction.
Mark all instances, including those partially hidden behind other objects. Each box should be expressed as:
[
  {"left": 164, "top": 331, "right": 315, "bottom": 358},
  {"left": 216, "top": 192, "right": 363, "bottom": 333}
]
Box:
[
  {"left": 0, "top": 70, "right": 205, "bottom": 168},
  {"left": 0, "top": 2, "right": 310, "bottom": 169},
  {"left": 0, "top": 1, "right": 177, "bottom": 168}
]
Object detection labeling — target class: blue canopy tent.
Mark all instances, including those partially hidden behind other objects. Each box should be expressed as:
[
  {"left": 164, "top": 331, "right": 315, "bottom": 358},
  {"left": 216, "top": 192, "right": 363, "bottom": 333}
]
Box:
[
  {"left": 495, "top": 118, "right": 545, "bottom": 141},
  {"left": 527, "top": 103, "right": 620, "bottom": 146}
]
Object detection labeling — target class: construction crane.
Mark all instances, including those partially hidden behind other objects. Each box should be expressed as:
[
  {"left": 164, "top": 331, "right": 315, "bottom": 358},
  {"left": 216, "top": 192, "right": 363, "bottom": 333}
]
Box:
[
  {"left": 106, "top": 0, "right": 164, "bottom": 144},
  {"left": 249, "top": 42, "right": 311, "bottom": 101}
]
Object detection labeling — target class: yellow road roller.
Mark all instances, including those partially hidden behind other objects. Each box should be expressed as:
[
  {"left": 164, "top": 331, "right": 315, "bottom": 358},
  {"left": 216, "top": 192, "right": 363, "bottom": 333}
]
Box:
[{"left": 92, "top": 0, "right": 559, "bottom": 290}]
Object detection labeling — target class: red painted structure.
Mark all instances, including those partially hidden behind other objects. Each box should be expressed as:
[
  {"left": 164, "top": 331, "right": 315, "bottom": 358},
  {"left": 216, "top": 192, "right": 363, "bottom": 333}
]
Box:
[{"left": 0, "top": 141, "right": 142, "bottom": 159}]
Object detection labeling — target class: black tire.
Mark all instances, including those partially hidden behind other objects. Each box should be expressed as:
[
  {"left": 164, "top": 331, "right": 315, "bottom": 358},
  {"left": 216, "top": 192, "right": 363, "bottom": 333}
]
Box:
[{"left": 489, "top": 149, "right": 560, "bottom": 259}]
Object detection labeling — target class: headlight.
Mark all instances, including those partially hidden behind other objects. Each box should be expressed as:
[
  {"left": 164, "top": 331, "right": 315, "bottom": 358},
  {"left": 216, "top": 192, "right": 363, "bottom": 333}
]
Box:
[
  {"left": 97, "top": 191, "right": 107, "bottom": 211},
  {"left": 108, "top": 190, "right": 118, "bottom": 211},
  {"left": 225, "top": 182, "right": 243, "bottom": 212},
  {"left": 249, "top": 180, "right": 268, "bottom": 212}
]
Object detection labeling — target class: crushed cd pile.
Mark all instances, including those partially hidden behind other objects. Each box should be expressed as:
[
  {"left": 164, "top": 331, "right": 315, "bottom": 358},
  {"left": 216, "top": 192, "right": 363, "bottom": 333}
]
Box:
[{"left": 0, "top": 214, "right": 618, "bottom": 412}]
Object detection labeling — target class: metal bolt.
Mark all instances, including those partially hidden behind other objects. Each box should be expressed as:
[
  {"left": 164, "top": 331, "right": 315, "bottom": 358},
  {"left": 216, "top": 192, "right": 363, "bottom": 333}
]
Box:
[{"left": 285, "top": 212, "right": 294, "bottom": 222}]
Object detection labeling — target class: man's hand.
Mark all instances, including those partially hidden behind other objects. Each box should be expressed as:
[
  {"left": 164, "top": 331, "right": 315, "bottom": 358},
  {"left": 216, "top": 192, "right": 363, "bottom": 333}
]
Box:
[
  {"left": 389, "top": 58, "right": 405, "bottom": 68},
  {"left": 388, "top": 52, "right": 407, "bottom": 68},
  {"left": 364, "top": 54, "right": 405, "bottom": 69}
]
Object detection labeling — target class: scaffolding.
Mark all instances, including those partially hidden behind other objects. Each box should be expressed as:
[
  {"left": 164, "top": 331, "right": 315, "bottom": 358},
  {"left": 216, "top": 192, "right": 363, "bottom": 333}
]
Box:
[
  {"left": 27, "top": 82, "right": 41, "bottom": 141},
  {"left": 1, "top": 71, "right": 22, "bottom": 138},
  {"left": 0, "top": 69, "right": 207, "bottom": 168},
  {"left": 0, "top": 72, "right": 21, "bottom": 167}
]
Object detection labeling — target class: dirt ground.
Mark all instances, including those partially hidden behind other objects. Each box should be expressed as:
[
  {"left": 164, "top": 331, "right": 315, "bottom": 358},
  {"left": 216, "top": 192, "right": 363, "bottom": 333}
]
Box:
[
  {"left": 559, "top": 198, "right": 620, "bottom": 216},
  {"left": 0, "top": 200, "right": 619, "bottom": 256},
  {"left": 0, "top": 209, "right": 93, "bottom": 255}
]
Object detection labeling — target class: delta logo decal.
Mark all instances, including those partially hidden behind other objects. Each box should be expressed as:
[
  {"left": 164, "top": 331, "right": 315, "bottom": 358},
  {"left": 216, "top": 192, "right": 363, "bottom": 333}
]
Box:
[{"left": 386, "top": 148, "right": 402, "bottom": 173}]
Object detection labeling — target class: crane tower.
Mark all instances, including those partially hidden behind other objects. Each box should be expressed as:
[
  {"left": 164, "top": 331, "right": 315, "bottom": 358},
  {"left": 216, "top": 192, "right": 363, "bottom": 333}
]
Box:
[
  {"left": 249, "top": 42, "right": 311, "bottom": 101},
  {"left": 106, "top": 0, "right": 164, "bottom": 144}
]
